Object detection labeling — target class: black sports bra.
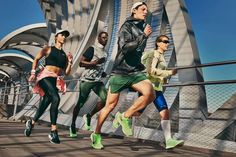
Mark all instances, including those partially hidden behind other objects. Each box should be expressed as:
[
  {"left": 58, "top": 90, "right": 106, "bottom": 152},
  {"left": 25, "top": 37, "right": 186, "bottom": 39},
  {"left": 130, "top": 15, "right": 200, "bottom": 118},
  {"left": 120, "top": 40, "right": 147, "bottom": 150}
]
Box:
[{"left": 45, "top": 46, "right": 67, "bottom": 69}]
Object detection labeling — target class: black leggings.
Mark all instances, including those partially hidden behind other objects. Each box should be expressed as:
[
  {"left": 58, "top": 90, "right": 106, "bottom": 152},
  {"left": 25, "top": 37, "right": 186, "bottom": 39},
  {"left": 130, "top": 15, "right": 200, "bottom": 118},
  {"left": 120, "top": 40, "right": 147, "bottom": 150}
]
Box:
[{"left": 33, "top": 77, "right": 60, "bottom": 125}]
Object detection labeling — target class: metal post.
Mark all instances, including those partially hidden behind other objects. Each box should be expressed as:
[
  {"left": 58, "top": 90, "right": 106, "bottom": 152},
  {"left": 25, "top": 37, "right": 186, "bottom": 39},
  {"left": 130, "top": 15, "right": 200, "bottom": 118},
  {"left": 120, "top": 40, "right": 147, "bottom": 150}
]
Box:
[
  {"left": 0, "top": 88, "right": 2, "bottom": 103},
  {"left": 13, "top": 72, "right": 24, "bottom": 120},
  {"left": 12, "top": 82, "right": 18, "bottom": 120},
  {"left": 2, "top": 80, "right": 7, "bottom": 104}
]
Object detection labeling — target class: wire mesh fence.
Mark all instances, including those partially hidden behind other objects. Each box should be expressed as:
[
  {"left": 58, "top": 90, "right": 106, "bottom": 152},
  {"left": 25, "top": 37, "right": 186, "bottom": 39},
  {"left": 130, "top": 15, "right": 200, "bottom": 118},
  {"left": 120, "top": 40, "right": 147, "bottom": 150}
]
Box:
[{"left": 0, "top": 59, "right": 236, "bottom": 152}]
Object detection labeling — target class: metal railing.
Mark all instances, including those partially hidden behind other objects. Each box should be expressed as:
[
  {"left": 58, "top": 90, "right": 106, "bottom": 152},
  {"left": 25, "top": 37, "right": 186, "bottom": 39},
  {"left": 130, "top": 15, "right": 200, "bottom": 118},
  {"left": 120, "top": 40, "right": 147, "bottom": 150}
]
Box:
[
  {"left": 169, "top": 60, "right": 236, "bottom": 70},
  {"left": 0, "top": 59, "right": 236, "bottom": 120}
]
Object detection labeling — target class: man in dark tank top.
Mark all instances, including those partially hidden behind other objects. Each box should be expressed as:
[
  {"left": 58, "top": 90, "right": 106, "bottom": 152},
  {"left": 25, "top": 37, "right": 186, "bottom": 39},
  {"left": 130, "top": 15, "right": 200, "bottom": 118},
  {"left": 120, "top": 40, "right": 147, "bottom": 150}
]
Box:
[{"left": 69, "top": 32, "right": 109, "bottom": 139}]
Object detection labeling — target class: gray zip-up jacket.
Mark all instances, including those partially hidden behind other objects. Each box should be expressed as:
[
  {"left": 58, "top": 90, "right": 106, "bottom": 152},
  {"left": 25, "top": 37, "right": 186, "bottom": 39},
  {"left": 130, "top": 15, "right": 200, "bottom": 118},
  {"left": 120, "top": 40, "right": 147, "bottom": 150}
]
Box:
[{"left": 113, "top": 16, "right": 148, "bottom": 74}]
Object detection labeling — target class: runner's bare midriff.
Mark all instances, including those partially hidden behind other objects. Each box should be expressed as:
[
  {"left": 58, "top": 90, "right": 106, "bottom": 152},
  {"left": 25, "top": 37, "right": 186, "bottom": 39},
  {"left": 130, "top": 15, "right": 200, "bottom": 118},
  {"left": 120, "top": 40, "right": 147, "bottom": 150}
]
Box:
[{"left": 46, "top": 65, "right": 63, "bottom": 75}]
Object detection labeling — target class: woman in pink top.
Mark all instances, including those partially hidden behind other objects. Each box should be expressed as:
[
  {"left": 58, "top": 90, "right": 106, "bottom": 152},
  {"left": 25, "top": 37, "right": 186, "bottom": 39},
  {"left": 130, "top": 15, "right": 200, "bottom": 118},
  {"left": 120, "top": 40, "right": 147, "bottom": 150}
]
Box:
[{"left": 24, "top": 30, "right": 73, "bottom": 144}]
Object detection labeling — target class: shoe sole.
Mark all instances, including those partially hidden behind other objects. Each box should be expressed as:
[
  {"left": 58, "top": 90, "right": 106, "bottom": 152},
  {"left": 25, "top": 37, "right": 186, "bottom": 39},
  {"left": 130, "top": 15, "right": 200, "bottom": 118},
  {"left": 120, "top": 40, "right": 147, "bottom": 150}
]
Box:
[
  {"left": 177, "top": 140, "right": 184, "bottom": 145},
  {"left": 69, "top": 134, "right": 77, "bottom": 138},
  {"left": 166, "top": 141, "right": 184, "bottom": 149},
  {"left": 24, "top": 120, "right": 31, "bottom": 137},
  {"left": 49, "top": 140, "right": 60, "bottom": 144},
  {"left": 69, "top": 128, "right": 77, "bottom": 138},
  {"left": 91, "top": 144, "right": 103, "bottom": 149}
]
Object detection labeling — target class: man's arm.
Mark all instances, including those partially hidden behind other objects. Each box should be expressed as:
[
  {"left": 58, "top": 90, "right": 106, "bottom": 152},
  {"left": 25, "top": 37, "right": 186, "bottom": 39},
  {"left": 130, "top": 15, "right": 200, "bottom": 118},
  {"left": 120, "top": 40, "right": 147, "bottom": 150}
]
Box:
[
  {"left": 29, "top": 46, "right": 50, "bottom": 81},
  {"left": 79, "top": 47, "right": 105, "bottom": 68},
  {"left": 118, "top": 23, "right": 152, "bottom": 55}
]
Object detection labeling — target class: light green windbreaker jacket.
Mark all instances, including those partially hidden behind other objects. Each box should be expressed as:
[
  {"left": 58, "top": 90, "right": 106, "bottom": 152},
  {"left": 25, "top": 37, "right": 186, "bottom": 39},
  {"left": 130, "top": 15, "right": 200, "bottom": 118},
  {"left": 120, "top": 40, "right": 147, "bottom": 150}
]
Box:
[{"left": 141, "top": 50, "right": 172, "bottom": 91}]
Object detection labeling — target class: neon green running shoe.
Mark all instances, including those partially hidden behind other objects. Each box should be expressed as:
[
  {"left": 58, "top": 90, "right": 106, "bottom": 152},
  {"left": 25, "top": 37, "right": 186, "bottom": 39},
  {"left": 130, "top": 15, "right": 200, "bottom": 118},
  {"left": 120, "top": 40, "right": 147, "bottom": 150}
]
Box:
[
  {"left": 115, "top": 113, "right": 133, "bottom": 137},
  {"left": 90, "top": 133, "right": 104, "bottom": 149},
  {"left": 165, "top": 138, "right": 184, "bottom": 149},
  {"left": 69, "top": 126, "right": 77, "bottom": 138},
  {"left": 83, "top": 114, "right": 91, "bottom": 131},
  {"left": 112, "top": 112, "right": 121, "bottom": 128}
]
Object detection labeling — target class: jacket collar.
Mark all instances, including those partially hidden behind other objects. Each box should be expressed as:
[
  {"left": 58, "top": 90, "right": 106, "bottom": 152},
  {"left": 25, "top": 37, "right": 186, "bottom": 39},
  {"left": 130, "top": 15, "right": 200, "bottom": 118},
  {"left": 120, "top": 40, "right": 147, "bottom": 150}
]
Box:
[
  {"left": 95, "top": 41, "right": 104, "bottom": 49},
  {"left": 125, "top": 16, "right": 145, "bottom": 25}
]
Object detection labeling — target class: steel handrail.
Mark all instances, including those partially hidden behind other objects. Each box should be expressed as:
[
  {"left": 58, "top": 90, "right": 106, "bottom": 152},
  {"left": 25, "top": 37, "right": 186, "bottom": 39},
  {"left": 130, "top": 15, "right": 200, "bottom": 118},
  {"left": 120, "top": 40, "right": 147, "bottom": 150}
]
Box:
[
  {"left": 164, "top": 79, "right": 236, "bottom": 87},
  {"left": 1, "top": 59, "right": 236, "bottom": 91},
  {"left": 169, "top": 60, "right": 236, "bottom": 70}
]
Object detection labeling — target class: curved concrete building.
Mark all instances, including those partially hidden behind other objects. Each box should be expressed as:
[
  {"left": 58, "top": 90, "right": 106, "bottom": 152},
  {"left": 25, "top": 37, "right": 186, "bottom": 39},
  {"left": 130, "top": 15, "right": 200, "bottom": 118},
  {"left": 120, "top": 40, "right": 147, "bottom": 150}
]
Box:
[
  {"left": 0, "top": 23, "right": 48, "bottom": 117},
  {"left": 0, "top": 0, "right": 235, "bottom": 153},
  {"left": 0, "top": 23, "right": 48, "bottom": 80}
]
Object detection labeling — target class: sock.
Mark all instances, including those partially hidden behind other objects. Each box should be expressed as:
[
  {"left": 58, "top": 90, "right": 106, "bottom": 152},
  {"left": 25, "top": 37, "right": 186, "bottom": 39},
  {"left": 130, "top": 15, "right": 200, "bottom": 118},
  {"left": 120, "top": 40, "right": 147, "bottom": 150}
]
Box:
[{"left": 161, "top": 120, "right": 171, "bottom": 141}]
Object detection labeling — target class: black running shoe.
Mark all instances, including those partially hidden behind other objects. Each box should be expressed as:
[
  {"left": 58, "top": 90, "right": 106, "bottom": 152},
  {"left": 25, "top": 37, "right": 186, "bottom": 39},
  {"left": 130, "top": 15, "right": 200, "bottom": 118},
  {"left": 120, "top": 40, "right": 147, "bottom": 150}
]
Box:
[
  {"left": 48, "top": 130, "right": 60, "bottom": 144},
  {"left": 24, "top": 119, "right": 33, "bottom": 137}
]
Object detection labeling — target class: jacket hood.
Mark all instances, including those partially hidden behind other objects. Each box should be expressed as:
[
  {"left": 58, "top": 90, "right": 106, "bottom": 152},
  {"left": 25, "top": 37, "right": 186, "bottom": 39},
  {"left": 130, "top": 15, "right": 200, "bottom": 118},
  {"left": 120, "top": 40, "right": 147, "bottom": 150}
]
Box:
[{"left": 125, "top": 16, "right": 145, "bottom": 24}]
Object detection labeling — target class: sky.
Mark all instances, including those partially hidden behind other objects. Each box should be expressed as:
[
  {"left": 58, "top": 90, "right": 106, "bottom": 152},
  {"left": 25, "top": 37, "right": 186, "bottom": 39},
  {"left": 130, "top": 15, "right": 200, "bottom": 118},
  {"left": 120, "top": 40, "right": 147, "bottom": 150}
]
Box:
[
  {"left": 0, "top": 0, "right": 236, "bottom": 81},
  {"left": 184, "top": 0, "right": 236, "bottom": 112},
  {"left": 185, "top": 0, "right": 236, "bottom": 81},
  {"left": 0, "top": 0, "right": 44, "bottom": 39}
]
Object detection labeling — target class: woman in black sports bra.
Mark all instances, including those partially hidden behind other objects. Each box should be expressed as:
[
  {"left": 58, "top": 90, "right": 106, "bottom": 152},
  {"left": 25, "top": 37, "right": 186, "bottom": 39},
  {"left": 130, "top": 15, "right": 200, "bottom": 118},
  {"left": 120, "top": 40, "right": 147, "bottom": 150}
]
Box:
[{"left": 24, "top": 30, "right": 73, "bottom": 144}]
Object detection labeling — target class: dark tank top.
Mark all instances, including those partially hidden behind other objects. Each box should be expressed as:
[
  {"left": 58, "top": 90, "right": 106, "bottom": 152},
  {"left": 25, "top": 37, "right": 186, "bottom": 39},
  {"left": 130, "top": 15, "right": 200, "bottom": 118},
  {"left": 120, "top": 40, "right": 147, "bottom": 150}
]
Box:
[{"left": 45, "top": 46, "right": 67, "bottom": 69}]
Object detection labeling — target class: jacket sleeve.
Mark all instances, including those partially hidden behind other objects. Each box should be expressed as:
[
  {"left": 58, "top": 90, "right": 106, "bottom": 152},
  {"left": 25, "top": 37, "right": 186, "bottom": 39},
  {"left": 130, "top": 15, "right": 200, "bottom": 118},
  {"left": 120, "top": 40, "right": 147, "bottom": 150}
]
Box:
[
  {"left": 118, "top": 23, "right": 147, "bottom": 55},
  {"left": 150, "top": 53, "right": 173, "bottom": 78}
]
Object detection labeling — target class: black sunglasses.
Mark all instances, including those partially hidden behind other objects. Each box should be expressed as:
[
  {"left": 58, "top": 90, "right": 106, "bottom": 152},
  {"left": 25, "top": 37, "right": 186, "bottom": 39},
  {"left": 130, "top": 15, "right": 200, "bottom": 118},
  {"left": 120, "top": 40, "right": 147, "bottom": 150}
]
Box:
[{"left": 161, "top": 40, "right": 169, "bottom": 44}]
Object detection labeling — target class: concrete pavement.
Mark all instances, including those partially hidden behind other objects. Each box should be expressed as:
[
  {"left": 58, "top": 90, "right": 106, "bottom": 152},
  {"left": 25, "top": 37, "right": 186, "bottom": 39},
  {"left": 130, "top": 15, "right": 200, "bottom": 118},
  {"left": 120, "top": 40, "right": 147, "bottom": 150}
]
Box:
[{"left": 0, "top": 119, "right": 235, "bottom": 157}]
